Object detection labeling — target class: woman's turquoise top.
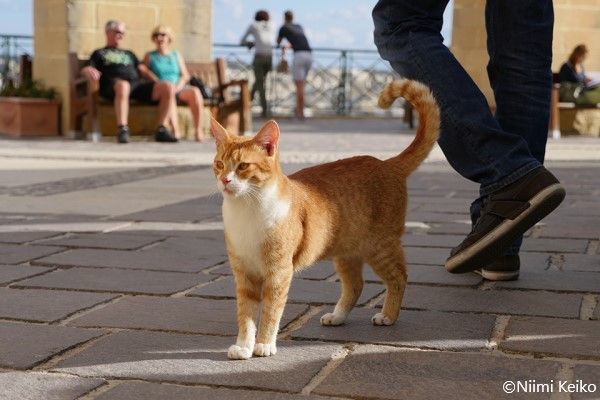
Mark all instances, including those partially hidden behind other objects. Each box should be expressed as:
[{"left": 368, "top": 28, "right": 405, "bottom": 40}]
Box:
[{"left": 148, "top": 50, "right": 180, "bottom": 84}]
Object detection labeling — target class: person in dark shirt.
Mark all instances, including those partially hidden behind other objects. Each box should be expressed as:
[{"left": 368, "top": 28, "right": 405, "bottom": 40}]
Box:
[
  {"left": 558, "top": 44, "right": 590, "bottom": 85},
  {"left": 277, "top": 10, "right": 312, "bottom": 120},
  {"left": 81, "top": 20, "right": 178, "bottom": 143}
]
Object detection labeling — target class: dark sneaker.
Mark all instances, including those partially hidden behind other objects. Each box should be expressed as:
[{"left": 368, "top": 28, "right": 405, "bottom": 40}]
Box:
[
  {"left": 117, "top": 126, "right": 130, "bottom": 144},
  {"left": 154, "top": 126, "right": 178, "bottom": 143},
  {"left": 446, "top": 167, "right": 565, "bottom": 274},
  {"left": 475, "top": 255, "right": 520, "bottom": 281}
]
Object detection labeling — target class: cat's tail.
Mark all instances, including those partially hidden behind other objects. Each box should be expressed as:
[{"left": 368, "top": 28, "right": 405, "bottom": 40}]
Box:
[{"left": 378, "top": 79, "right": 440, "bottom": 175}]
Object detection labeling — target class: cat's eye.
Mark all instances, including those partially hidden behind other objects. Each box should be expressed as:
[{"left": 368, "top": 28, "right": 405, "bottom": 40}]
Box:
[
  {"left": 214, "top": 160, "right": 224, "bottom": 169},
  {"left": 237, "top": 162, "right": 249, "bottom": 171}
]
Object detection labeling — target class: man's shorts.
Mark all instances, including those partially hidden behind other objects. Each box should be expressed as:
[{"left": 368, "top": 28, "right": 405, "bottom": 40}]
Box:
[
  {"left": 99, "top": 79, "right": 155, "bottom": 102},
  {"left": 292, "top": 51, "right": 312, "bottom": 82}
]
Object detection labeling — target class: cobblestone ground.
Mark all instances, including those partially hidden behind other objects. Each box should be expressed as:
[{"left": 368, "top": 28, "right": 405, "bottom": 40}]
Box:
[{"left": 0, "top": 124, "right": 599, "bottom": 399}]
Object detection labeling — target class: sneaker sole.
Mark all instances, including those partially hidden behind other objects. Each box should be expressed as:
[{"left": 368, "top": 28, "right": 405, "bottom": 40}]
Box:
[
  {"left": 446, "top": 183, "right": 565, "bottom": 274},
  {"left": 475, "top": 269, "right": 520, "bottom": 281}
]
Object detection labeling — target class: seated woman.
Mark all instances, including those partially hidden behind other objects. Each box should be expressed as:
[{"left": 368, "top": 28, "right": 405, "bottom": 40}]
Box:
[
  {"left": 558, "top": 44, "right": 599, "bottom": 105},
  {"left": 141, "top": 25, "right": 205, "bottom": 141}
]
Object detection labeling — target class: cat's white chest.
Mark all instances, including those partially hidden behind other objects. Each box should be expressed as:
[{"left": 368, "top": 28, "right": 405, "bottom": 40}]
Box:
[{"left": 222, "top": 186, "right": 290, "bottom": 276}]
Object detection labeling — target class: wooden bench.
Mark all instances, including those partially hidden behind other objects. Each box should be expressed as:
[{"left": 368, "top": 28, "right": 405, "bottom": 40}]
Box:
[
  {"left": 549, "top": 73, "right": 600, "bottom": 139},
  {"left": 69, "top": 52, "right": 251, "bottom": 137}
]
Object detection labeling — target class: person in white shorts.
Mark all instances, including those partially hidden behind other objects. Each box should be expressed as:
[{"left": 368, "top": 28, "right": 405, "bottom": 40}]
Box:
[{"left": 277, "top": 10, "right": 312, "bottom": 119}]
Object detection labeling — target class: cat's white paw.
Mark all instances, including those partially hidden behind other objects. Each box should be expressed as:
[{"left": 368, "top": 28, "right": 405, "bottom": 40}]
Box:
[
  {"left": 320, "top": 312, "right": 346, "bottom": 326},
  {"left": 228, "top": 344, "right": 253, "bottom": 360},
  {"left": 372, "top": 312, "right": 394, "bottom": 326},
  {"left": 253, "top": 342, "right": 277, "bottom": 357}
]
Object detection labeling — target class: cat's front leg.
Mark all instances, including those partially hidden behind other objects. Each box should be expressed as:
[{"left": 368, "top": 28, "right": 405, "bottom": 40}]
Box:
[
  {"left": 228, "top": 265, "right": 262, "bottom": 360},
  {"left": 254, "top": 267, "right": 293, "bottom": 357}
]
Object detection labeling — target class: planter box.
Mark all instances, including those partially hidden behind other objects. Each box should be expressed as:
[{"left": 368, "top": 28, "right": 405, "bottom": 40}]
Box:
[{"left": 0, "top": 97, "right": 60, "bottom": 137}]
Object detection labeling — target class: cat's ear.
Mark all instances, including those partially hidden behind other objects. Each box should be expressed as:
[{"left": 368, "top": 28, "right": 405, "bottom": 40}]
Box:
[
  {"left": 210, "top": 117, "right": 231, "bottom": 147},
  {"left": 254, "top": 120, "right": 280, "bottom": 156}
]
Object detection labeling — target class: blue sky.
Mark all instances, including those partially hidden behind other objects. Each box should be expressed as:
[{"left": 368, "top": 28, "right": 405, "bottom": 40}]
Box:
[{"left": 0, "top": 0, "right": 453, "bottom": 48}]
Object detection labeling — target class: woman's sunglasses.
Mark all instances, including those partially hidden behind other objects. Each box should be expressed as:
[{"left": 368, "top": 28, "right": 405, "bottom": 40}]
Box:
[
  {"left": 153, "top": 33, "right": 168, "bottom": 38},
  {"left": 112, "top": 30, "right": 125, "bottom": 36}
]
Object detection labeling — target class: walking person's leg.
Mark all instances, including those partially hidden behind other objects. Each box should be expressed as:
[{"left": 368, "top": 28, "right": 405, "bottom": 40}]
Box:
[
  {"left": 255, "top": 56, "right": 271, "bottom": 117},
  {"left": 471, "top": 0, "right": 554, "bottom": 280},
  {"left": 372, "top": 0, "right": 564, "bottom": 274}
]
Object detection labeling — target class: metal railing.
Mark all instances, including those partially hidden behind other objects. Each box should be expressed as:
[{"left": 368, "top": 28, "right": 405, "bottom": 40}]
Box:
[
  {"left": 0, "top": 34, "right": 33, "bottom": 87},
  {"left": 213, "top": 43, "right": 401, "bottom": 117},
  {"left": 0, "top": 35, "right": 402, "bottom": 117}
]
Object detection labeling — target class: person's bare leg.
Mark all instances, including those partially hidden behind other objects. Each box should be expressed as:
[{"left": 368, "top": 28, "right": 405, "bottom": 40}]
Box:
[
  {"left": 178, "top": 87, "right": 204, "bottom": 141},
  {"left": 294, "top": 80, "right": 305, "bottom": 118},
  {"left": 113, "top": 80, "right": 130, "bottom": 126},
  {"left": 152, "top": 82, "right": 177, "bottom": 129}
]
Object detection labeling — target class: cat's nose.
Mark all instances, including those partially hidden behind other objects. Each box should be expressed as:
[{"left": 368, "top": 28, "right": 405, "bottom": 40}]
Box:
[{"left": 221, "top": 177, "right": 231, "bottom": 186}]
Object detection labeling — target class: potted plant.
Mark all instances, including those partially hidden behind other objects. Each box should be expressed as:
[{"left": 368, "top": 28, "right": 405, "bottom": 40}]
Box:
[{"left": 0, "top": 80, "right": 60, "bottom": 137}]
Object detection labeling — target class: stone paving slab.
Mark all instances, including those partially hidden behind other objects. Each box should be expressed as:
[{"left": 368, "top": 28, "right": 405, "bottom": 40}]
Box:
[
  {"left": 402, "top": 234, "right": 589, "bottom": 254},
  {"left": 496, "top": 271, "right": 600, "bottom": 293},
  {"left": 0, "top": 372, "right": 105, "bottom": 400},
  {"left": 115, "top": 195, "right": 222, "bottom": 223},
  {"left": 396, "top": 286, "right": 583, "bottom": 318},
  {"left": 54, "top": 331, "right": 342, "bottom": 392},
  {"left": 427, "top": 223, "right": 472, "bottom": 235},
  {"left": 68, "top": 296, "right": 307, "bottom": 335},
  {"left": 406, "top": 211, "right": 470, "bottom": 223},
  {"left": 403, "top": 247, "right": 451, "bottom": 266},
  {"left": 37, "top": 232, "right": 162, "bottom": 250},
  {"left": 0, "top": 265, "right": 52, "bottom": 285},
  {"left": 362, "top": 264, "right": 482, "bottom": 286},
  {"left": 34, "top": 245, "right": 226, "bottom": 273},
  {"left": 0, "top": 288, "right": 116, "bottom": 323},
  {"left": 13, "top": 267, "right": 212, "bottom": 295},
  {"left": 572, "top": 365, "right": 600, "bottom": 400},
  {"left": 291, "top": 308, "right": 495, "bottom": 351},
  {"left": 96, "top": 381, "right": 336, "bottom": 400},
  {"left": 500, "top": 317, "right": 600, "bottom": 359},
  {"left": 594, "top": 303, "right": 600, "bottom": 320},
  {"left": 0, "top": 321, "right": 103, "bottom": 369},
  {"left": 313, "top": 345, "right": 561, "bottom": 400},
  {"left": 0, "top": 244, "right": 66, "bottom": 265},
  {"left": 0, "top": 231, "right": 60, "bottom": 244},
  {"left": 562, "top": 254, "right": 600, "bottom": 272},
  {"left": 189, "top": 277, "right": 384, "bottom": 305}
]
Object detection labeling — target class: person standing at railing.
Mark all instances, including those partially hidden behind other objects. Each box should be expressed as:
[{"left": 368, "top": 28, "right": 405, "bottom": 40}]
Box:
[
  {"left": 277, "top": 10, "right": 312, "bottom": 120},
  {"left": 241, "top": 10, "right": 274, "bottom": 119}
]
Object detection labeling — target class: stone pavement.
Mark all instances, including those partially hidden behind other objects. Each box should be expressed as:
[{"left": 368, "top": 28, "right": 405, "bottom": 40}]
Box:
[{"left": 0, "top": 119, "right": 599, "bottom": 399}]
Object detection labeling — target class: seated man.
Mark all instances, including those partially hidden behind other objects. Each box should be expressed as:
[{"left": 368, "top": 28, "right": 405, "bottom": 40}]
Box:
[{"left": 81, "top": 19, "right": 178, "bottom": 143}]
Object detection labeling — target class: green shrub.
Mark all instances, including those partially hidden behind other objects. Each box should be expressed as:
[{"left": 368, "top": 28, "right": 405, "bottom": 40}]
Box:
[{"left": 0, "top": 80, "right": 57, "bottom": 100}]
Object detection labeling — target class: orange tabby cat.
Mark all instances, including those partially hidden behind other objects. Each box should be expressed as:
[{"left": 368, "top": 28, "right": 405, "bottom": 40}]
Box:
[{"left": 211, "top": 79, "right": 440, "bottom": 360}]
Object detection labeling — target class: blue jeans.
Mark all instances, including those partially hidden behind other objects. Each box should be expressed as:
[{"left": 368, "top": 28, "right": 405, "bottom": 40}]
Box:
[{"left": 373, "top": 0, "right": 553, "bottom": 256}]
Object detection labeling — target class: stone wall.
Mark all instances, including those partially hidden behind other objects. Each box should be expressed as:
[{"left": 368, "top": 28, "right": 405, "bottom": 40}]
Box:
[
  {"left": 451, "top": 0, "right": 600, "bottom": 105},
  {"left": 33, "top": 0, "right": 212, "bottom": 134}
]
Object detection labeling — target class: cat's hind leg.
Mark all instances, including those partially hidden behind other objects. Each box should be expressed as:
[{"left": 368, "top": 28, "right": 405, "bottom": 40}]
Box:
[
  {"left": 321, "top": 257, "right": 363, "bottom": 326},
  {"left": 366, "top": 240, "right": 407, "bottom": 326}
]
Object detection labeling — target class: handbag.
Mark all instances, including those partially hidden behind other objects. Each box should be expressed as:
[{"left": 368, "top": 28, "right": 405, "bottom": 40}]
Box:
[
  {"left": 276, "top": 56, "right": 289, "bottom": 74},
  {"left": 189, "top": 76, "right": 213, "bottom": 99}
]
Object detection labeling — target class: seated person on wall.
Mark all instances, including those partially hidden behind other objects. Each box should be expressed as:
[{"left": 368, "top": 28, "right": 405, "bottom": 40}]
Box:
[
  {"left": 141, "top": 25, "right": 205, "bottom": 142},
  {"left": 80, "top": 19, "right": 179, "bottom": 143},
  {"left": 558, "top": 44, "right": 600, "bottom": 105}
]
